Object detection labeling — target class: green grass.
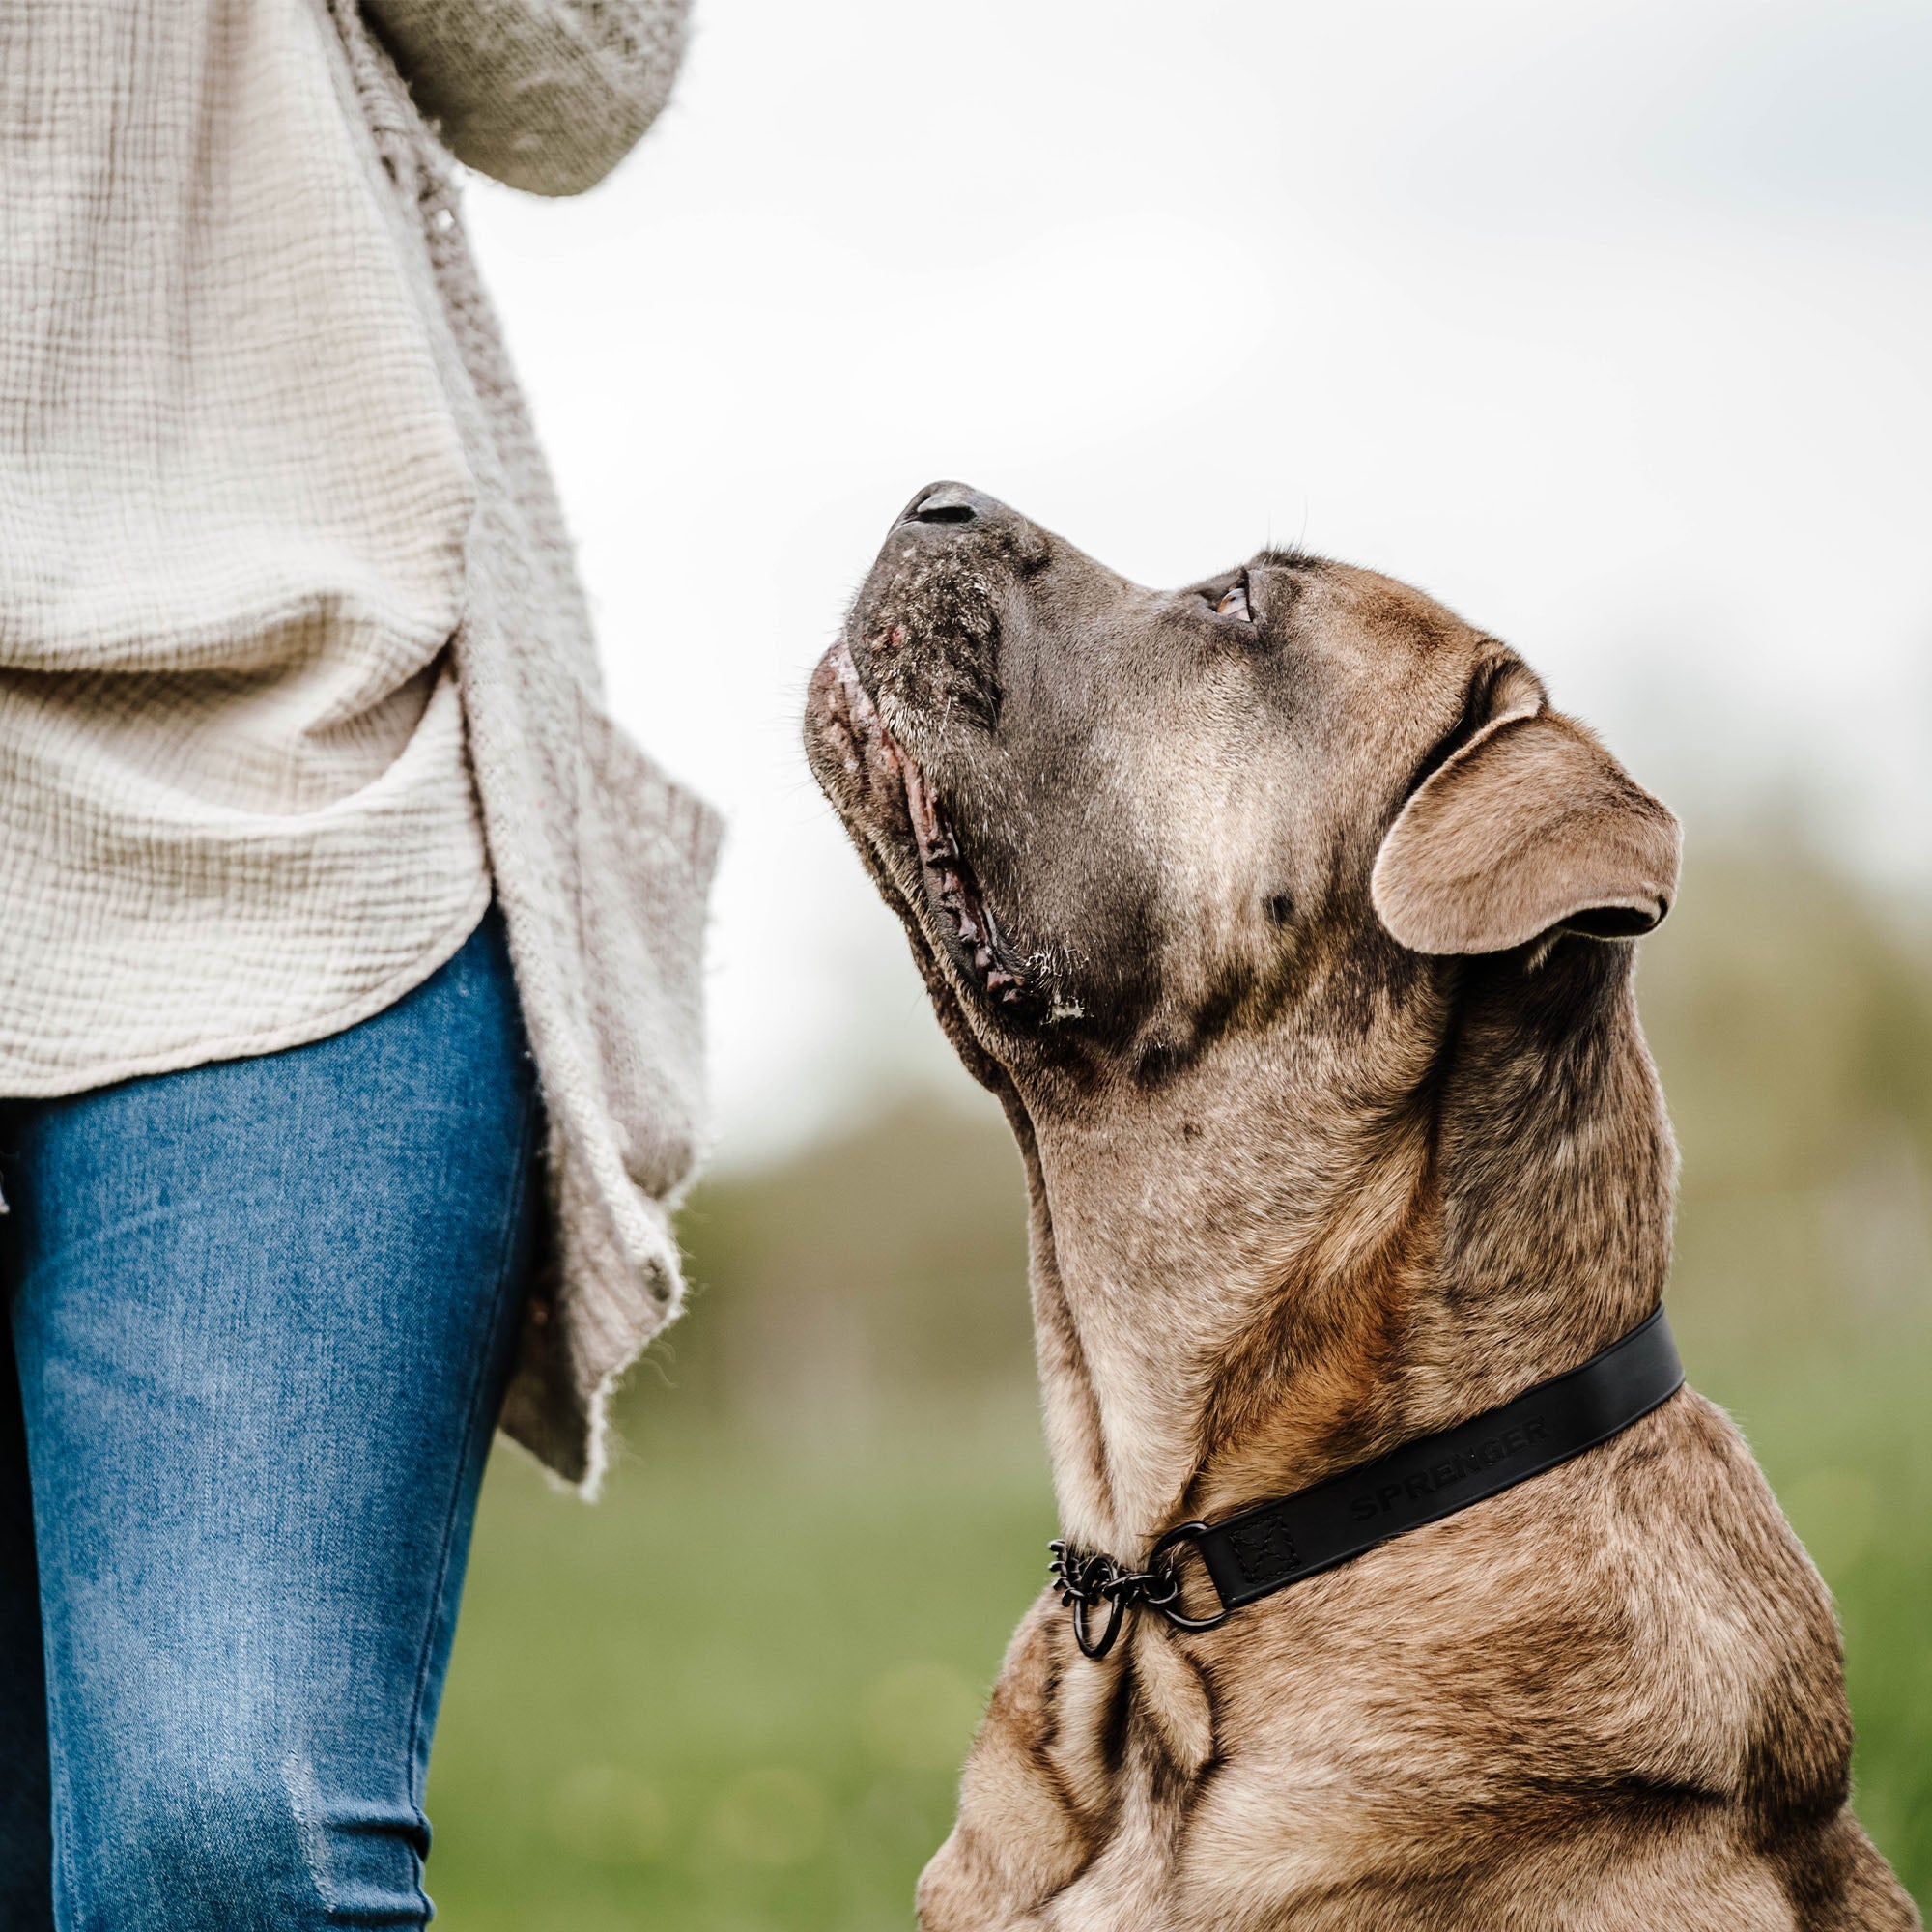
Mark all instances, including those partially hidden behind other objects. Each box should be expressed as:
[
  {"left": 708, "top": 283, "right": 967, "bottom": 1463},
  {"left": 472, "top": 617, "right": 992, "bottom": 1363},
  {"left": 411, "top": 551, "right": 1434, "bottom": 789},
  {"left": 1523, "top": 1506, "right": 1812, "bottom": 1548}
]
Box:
[
  {"left": 426, "top": 1338, "right": 1931, "bottom": 1927},
  {"left": 427, "top": 1412, "right": 1056, "bottom": 1932}
]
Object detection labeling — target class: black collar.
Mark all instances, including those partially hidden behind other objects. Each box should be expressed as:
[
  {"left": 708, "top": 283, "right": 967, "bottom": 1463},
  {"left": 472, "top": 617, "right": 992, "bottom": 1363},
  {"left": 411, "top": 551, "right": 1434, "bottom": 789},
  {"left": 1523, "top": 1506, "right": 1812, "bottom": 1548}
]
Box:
[{"left": 1049, "top": 1305, "right": 1684, "bottom": 1659}]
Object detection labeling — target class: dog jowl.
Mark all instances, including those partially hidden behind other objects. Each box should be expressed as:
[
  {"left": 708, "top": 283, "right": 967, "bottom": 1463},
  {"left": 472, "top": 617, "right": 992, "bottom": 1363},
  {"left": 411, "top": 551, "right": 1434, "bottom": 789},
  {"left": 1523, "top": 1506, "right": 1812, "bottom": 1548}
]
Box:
[{"left": 805, "top": 483, "right": 1918, "bottom": 1931}]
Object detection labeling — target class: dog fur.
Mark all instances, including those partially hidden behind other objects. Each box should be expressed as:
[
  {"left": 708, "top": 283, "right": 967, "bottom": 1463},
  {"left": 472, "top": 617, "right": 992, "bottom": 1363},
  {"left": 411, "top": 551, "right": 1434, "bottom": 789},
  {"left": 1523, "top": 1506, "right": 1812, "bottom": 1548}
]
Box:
[{"left": 803, "top": 483, "right": 1918, "bottom": 1931}]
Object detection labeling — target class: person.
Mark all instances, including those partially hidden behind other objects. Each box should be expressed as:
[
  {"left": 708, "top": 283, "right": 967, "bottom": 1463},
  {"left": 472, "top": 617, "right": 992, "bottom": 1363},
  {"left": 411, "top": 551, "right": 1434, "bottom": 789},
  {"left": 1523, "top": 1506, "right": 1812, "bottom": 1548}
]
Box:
[{"left": 0, "top": 0, "right": 720, "bottom": 1922}]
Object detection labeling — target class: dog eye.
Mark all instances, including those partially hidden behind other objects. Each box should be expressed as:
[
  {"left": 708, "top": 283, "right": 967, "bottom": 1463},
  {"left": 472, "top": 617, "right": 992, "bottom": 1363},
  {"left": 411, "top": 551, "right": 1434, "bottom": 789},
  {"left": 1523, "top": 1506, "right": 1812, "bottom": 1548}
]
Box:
[{"left": 1215, "top": 579, "right": 1252, "bottom": 621}]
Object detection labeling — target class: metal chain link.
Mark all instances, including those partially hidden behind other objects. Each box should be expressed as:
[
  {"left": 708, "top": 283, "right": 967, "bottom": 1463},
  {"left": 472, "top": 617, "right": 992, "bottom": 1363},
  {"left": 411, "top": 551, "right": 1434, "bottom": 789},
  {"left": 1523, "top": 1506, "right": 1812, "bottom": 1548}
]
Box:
[{"left": 1048, "top": 1526, "right": 1229, "bottom": 1659}]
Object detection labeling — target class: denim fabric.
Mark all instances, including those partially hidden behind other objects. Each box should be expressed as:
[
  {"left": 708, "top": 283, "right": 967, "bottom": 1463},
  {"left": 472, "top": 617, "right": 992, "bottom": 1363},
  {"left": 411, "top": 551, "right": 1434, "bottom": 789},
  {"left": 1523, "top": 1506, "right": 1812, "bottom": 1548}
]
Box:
[{"left": 0, "top": 907, "right": 539, "bottom": 1929}]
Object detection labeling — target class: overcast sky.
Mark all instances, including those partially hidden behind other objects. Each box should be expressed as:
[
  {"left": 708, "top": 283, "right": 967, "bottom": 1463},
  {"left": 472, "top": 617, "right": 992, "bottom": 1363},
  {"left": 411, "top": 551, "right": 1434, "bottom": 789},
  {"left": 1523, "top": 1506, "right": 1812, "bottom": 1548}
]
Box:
[{"left": 465, "top": 0, "right": 1932, "bottom": 1166}]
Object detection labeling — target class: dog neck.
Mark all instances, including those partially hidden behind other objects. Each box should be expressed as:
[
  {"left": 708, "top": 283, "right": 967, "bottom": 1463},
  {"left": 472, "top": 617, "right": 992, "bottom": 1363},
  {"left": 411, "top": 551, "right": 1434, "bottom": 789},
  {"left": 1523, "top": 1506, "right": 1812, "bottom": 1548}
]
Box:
[{"left": 1006, "top": 938, "right": 1676, "bottom": 1560}]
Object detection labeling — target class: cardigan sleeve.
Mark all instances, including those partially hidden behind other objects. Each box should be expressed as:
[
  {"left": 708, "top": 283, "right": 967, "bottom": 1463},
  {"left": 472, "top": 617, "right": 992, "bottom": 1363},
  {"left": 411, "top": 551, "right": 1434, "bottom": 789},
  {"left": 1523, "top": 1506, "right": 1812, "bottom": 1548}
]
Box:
[{"left": 361, "top": 0, "right": 689, "bottom": 196}]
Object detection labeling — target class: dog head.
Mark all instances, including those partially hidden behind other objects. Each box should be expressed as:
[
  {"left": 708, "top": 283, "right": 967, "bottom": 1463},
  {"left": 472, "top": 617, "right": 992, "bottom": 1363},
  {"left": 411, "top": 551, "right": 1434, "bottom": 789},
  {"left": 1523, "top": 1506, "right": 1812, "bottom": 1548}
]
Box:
[{"left": 805, "top": 482, "right": 1678, "bottom": 1115}]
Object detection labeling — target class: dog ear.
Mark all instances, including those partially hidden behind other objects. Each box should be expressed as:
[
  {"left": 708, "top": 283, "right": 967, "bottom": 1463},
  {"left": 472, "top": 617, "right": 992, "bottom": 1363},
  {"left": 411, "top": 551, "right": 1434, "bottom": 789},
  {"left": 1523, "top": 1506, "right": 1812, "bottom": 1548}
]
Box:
[{"left": 1371, "top": 702, "right": 1680, "bottom": 956}]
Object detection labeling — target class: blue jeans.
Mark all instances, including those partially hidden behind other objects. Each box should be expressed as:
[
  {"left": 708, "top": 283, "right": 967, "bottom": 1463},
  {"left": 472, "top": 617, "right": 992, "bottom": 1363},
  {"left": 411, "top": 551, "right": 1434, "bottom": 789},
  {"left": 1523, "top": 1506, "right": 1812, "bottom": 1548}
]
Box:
[{"left": 0, "top": 908, "right": 539, "bottom": 1928}]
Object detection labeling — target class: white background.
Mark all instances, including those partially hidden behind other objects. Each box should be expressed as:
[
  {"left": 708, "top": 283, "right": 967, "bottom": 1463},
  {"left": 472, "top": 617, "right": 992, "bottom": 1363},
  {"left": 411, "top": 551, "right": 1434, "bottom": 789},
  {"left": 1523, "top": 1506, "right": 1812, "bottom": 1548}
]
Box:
[{"left": 466, "top": 0, "right": 1932, "bottom": 1165}]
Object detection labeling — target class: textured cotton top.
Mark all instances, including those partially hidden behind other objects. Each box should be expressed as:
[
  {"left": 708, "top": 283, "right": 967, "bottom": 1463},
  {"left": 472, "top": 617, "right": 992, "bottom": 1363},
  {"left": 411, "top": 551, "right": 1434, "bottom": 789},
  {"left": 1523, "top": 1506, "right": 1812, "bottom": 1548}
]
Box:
[
  {"left": 1, "top": 0, "right": 722, "bottom": 1493},
  {"left": 0, "top": 0, "right": 492, "bottom": 1094}
]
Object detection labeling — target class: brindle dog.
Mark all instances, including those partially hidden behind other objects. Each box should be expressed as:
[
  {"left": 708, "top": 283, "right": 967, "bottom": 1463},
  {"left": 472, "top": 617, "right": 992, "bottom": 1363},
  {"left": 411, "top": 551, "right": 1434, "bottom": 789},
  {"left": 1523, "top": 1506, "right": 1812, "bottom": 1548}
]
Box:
[{"left": 803, "top": 482, "right": 1918, "bottom": 1931}]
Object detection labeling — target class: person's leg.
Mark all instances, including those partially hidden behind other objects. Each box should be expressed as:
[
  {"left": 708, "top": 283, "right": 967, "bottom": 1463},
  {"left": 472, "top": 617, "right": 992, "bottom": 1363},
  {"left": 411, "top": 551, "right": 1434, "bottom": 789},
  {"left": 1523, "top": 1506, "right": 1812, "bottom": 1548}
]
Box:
[
  {"left": 8, "top": 907, "right": 538, "bottom": 1931},
  {"left": 0, "top": 1274, "right": 55, "bottom": 1927}
]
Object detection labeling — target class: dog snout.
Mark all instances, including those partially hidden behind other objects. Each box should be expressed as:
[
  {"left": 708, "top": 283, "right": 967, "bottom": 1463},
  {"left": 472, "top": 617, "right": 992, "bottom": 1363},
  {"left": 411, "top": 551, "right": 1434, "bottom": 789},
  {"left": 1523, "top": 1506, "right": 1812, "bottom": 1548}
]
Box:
[{"left": 898, "top": 480, "right": 1006, "bottom": 529}]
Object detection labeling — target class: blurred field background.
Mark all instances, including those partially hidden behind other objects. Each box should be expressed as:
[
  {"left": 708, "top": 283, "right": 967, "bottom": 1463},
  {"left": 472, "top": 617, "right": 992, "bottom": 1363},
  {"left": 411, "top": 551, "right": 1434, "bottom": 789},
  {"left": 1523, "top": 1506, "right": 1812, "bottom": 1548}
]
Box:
[{"left": 424, "top": 841, "right": 1932, "bottom": 1928}]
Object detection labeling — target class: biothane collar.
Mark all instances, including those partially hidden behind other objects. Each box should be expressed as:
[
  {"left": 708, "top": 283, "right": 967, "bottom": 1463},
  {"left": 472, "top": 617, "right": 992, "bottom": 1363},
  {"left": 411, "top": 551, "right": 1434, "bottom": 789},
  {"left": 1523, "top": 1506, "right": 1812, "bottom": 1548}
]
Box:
[{"left": 1048, "top": 1304, "right": 1685, "bottom": 1659}]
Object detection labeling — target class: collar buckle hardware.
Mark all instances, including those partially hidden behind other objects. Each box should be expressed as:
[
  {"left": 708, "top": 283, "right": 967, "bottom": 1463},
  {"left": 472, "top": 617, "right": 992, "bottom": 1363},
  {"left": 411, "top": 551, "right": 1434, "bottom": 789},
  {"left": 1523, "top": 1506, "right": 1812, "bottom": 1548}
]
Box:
[{"left": 1049, "top": 1522, "right": 1231, "bottom": 1660}]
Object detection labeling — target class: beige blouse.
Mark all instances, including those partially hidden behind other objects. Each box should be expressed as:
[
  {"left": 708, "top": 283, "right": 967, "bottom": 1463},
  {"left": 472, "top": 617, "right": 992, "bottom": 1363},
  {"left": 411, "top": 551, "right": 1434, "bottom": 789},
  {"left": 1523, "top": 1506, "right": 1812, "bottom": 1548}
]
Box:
[
  {"left": 0, "top": 0, "right": 491, "bottom": 1094},
  {"left": 1, "top": 0, "right": 723, "bottom": 1492}
]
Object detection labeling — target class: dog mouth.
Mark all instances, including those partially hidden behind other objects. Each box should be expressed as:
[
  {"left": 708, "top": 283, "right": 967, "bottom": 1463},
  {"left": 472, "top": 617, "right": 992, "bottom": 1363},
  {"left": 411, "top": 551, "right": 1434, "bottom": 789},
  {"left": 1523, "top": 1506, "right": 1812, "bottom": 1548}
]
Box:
[{"left": 815, "top": 640, "right": 1044, "bottom": 1012}]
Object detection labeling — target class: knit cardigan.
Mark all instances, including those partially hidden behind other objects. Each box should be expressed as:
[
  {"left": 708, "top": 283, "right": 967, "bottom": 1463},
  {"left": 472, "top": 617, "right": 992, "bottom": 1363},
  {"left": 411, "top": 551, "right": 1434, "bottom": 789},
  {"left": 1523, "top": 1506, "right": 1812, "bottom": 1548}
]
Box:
[{"left": 329, "top": 0, "right": 722, "bottom": 1491}]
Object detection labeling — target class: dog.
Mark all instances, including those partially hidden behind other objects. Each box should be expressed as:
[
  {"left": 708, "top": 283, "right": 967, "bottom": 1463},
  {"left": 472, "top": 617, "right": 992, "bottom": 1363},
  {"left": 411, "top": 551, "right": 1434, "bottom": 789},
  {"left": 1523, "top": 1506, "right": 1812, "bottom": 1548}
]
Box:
[{"left": 804, "top": 482, "right": 1918, "bottom": 1930}]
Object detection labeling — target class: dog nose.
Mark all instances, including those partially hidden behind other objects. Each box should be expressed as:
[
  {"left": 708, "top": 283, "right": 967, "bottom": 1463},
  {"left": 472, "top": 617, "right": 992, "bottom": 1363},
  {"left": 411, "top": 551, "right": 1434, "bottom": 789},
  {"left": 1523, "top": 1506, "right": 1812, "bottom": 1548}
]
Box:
[{"left": 901, "top": 481, "right": 992, "bottom": 526}]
